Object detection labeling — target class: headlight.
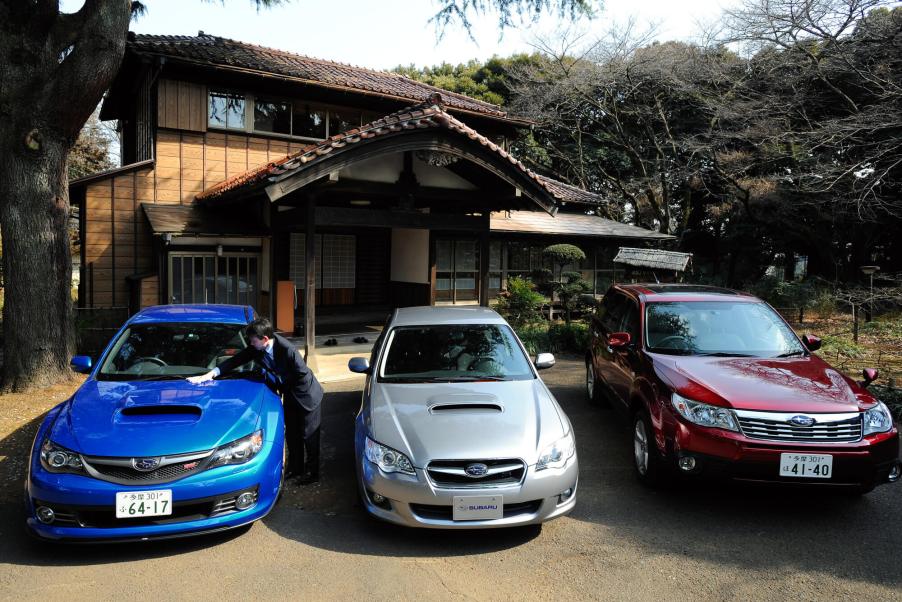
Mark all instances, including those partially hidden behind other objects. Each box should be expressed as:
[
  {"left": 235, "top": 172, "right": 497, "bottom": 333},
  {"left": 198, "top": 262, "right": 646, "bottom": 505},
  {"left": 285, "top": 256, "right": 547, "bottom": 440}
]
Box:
[
  {"left": 863, "top": 402, "right": 894, "bottom": 436},
  {"left": 671, "top": 392, "right": 738, "bottom": 432},
  {"left": 40, "top": 439, "right": 86, "bottom": 474},
  {"left": 364, "top": 437, "right": 415, "bottom": 475},
  {"left": 207, "top": 430, "right": 264, "bottom": 469},
  {"left": 536, "top": 431, "right": 576, "bottom": 471}
]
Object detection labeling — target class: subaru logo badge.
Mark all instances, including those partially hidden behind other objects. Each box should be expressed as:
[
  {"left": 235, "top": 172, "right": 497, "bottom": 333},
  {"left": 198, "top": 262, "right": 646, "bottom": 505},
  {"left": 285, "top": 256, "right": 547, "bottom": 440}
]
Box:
[
  {"left": 465, "top": 463, "right": 489, "bottom": 478},
  {"left": 132, "top": 457, "right": 161, "bottom": 472},
  {"left": 789, "top": 415, "right": 816, "bottom": 427}
]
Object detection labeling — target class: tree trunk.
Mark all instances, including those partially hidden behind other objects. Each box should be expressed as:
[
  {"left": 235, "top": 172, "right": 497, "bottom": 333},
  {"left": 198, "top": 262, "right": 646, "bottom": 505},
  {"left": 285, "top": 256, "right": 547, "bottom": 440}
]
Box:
[
  {"left": 0, "top": 1, "right": 132, "bottom": 391},
  {"left": 0, "top": 134, "right": 75, "bottom": 391}
]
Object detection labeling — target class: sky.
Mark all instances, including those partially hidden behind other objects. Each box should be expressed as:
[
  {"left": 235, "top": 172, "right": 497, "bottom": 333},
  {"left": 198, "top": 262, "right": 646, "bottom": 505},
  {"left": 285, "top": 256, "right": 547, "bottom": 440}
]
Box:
[{"left": 60, "top": 0, "right": 732, "bottom": 70}]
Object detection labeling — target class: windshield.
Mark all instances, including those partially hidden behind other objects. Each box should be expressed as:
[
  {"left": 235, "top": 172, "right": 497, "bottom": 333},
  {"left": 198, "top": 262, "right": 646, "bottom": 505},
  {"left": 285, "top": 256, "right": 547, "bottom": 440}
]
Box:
[
  {"left": 97, "top": 322, "right": 256, "bottom": 381},
  {"left": 645, "top": 301, "right": 806, "bottom": 358},
  {"left": 379, "top": 324, "right": 535, "bottom": 382}
]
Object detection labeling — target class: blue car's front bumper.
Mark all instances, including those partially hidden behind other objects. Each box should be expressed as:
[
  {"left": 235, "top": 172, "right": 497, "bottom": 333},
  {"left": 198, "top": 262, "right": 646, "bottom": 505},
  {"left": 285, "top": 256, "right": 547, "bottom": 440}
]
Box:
[{"left": 25, "top": 439, "right": 284, "bottom": 543}]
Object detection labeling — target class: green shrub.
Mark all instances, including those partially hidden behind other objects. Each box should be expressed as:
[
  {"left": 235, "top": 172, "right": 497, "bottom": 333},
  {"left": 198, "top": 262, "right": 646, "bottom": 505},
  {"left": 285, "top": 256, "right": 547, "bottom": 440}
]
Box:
[
  {"left": 872, "top": 385, "right": 902, "bottom": 421},
  {"left": 495, "top": 276, "right": 544, "bottom": 328},
  {"left": 515, "top": 321, "right": 589, "bottom": 355}
]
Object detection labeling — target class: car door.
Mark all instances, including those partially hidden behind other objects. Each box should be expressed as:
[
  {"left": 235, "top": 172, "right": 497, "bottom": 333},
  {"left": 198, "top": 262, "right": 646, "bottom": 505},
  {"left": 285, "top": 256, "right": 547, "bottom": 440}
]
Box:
[
  {"left": 608, "top": 298, "right": 641, "bottom": 406},
  {"left": 592, "top": 291, "right": 628, "bottom": 404}
]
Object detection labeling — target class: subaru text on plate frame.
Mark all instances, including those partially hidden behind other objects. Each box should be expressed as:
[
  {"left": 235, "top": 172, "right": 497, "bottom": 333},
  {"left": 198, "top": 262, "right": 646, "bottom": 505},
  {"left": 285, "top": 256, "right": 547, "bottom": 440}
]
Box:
[
  {"left": 348, "top": 306, "right": 578, "bottom": 528},
  {"left": 26, "top": 305, "right": 286, "bottom": 542}
]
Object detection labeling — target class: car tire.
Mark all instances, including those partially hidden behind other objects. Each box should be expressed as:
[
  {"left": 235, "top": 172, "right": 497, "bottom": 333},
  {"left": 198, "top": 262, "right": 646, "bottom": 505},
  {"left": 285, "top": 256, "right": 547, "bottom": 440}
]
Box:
[
  {"left": 585, "top": 357, "right": 608, "bottom": 407},
  {"left": 631, "top": 410, "right": 668, "bottom": 487}
]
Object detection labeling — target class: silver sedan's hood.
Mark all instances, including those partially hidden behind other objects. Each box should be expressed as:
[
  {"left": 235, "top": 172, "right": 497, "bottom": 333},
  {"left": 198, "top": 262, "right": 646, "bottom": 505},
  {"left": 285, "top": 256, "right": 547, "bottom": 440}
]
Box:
[{"left": 369, "top": 379, "right": 567, "bottom": 467}]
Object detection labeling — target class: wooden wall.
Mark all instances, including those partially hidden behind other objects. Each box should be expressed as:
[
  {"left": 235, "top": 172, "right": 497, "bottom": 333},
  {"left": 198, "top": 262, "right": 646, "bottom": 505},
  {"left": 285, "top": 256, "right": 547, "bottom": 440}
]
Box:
[
  {"left": 157, "top": 79, "right": 206, "bottom": 133},
  {"left": 82, "top": 129, "right": 305, "bottom": 308}
]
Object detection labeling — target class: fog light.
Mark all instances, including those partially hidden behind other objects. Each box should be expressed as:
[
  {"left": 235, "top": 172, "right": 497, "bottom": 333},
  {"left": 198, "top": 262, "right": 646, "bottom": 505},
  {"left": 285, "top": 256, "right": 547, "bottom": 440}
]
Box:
[
  {"left": 678, "top": 456, "right": 697, "bottom": 472},
  {"left": 36, "top": 506, "right": 55, "bottom": 524},
  {"left": 559, "top": 487, "right": 574, "bottom": 503},
  {"left": 371, "top": 493, "right": 386, "bottom": 504},
  {"left": 235, "top": 492, "right": 256, "bottom": 510},
  {"left": 889, "top": 463, "right": 901, "bottom": 483}
]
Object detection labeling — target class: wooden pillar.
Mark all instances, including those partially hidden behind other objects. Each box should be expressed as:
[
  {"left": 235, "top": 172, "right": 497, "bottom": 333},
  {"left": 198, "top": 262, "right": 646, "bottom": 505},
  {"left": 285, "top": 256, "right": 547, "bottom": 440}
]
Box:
[
  {"left": 304, "top": 198, "right": 316, "bottom": 360},
  {"left": 478, "top": 215, "right": 490, "bottom": 307}
]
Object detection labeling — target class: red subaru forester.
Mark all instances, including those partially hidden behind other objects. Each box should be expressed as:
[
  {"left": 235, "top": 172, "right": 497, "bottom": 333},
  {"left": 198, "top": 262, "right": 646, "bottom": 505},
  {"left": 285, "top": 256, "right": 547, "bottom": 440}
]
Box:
[{"left": 586, "top": 284, "right": 900, "bottom": 492}]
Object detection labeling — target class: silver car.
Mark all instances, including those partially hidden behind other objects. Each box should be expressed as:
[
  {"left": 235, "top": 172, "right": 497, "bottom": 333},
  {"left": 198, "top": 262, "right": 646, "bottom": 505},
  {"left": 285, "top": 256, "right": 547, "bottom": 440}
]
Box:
[{"left": 348, "top": 306, "right": 578, "bottom": 528}]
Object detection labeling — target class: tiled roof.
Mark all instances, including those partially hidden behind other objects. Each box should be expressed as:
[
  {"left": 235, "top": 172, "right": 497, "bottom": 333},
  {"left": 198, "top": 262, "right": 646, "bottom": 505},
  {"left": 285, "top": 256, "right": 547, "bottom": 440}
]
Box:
[
  {"left": 129, "top": 33, "right": 511, "bottom": 120},
  {"left": 535, "top": 175, "right": 607, "bottom": 206},
  {"left": 614, "top": 247, "right": 691, "bottom": 271},
  {"left": 490, "top": 211, "right": 674, "bottom": 240},
  {"left": 196, "top": 94, "right": 605, "bottom": 209}
]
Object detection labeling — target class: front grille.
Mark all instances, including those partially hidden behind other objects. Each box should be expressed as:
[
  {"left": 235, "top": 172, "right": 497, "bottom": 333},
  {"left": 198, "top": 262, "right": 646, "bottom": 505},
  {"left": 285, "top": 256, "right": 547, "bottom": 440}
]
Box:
[
  {"left": 410, "top": 500, "right": 542, "bottom": 521},
  {"left": 426, "top": 459, "right": 525, "bottom": 488},
  {"left": 735, "top": 410, "right": 862, "bottom": 443},
  {"left": 33, "top": 487, "right": 256, "bottom": 529},
  {"left": 81, "top": 449, "right": 212, "bottom": 485}
]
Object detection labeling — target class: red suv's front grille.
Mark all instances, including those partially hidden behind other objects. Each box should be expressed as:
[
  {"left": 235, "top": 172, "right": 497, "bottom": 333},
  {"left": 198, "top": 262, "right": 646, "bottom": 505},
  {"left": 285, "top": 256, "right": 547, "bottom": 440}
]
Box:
[{"left": 735, "top": 410, "right": 862, "bottom": 443}]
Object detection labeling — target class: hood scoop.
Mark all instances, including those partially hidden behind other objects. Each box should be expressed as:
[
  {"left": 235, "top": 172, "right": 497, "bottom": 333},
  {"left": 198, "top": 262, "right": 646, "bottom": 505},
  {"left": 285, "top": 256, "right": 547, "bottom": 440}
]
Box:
[
  {"left": 429, "top": 402, "right": 504, "bottom": 414},
  {"left": 117, "top": 404, "right": 203, "bottom": 424}
]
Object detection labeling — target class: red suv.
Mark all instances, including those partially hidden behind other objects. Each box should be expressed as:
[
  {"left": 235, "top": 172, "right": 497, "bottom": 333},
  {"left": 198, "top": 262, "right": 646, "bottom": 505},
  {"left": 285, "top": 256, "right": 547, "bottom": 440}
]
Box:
[{"left": 586, "top": 284, "right": 900, "bottom": 492}]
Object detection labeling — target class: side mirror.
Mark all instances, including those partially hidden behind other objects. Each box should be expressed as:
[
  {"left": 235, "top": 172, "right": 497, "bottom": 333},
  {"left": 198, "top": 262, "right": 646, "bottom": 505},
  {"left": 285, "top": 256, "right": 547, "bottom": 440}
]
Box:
[
  {"left": 348, "top": 357, "right": 371, "bottom": 374},
  {"left": 607, "top": 332, "right": 632, "bottom": 349},
  {"left": 861, "top": 368, "right": 878, "bottom": 388},
  {"left": 70, "top": 356, "right": 92, "bottom": 374},
  {"left": 801, "top": 334, "right": 821, "bottom": 352},
  {"left": 534, "top": 353, "right": 556, "bottom": 370}
]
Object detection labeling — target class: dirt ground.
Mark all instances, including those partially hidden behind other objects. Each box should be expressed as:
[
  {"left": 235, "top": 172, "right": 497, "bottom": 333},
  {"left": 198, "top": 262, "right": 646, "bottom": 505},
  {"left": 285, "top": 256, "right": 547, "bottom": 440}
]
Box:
[{"left": 1, "top": 360, "right": 901, "bottom": 601}]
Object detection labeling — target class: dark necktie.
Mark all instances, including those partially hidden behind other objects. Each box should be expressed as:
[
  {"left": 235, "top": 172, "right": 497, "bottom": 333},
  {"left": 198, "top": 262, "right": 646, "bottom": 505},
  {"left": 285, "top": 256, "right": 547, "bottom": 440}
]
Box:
[{"left": 261, "top": 351, "right": 282, "bottom": 388}]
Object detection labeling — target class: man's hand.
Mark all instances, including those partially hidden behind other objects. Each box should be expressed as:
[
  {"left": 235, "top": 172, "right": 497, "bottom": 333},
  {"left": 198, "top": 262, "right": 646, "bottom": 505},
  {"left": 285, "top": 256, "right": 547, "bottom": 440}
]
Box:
[{"left": 187, "top": 370, "right": 217, "bottom": 384}]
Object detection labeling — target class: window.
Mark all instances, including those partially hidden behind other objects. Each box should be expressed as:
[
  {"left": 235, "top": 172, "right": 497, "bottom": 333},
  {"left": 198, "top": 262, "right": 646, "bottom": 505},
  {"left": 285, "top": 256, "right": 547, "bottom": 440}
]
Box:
[
  {"left": 293, "top": 104, "right": 326, "bottom": 138},
  {"left": 435, "top": 239, "right": 480, "bottom": 303},
  {"left": 208, "top": 90, "right": 362, "bottom": 140},
  {"left": 379, "top": 324, "right": 534, "bottom": 382},
  {"left": 169, "top": 253, "right": 259, "bottom": 306},
  {"left": 208, "top": 91, "right": 246, "bottom": 130},
  {"left": 254, "top": 98, "right": 291, "bottom": 135},
  {"left": 289, "top": 234, "right": 356, "bottom": 290},
  {"left": 330, "top": 109, "right": 360, "bottom": 135}
]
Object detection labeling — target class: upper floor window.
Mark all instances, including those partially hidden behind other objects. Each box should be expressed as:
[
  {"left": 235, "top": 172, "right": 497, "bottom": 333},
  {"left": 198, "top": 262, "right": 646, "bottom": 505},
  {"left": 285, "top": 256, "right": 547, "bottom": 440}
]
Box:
[
  {"left": 208, "top": 91, "right": 246, "bottom": 130},
  {"left": 208, "top": 89, "right": 360, "bottom": 140},
  {"left": 253, "top": 98, "right": 291, "bottom": 135}
]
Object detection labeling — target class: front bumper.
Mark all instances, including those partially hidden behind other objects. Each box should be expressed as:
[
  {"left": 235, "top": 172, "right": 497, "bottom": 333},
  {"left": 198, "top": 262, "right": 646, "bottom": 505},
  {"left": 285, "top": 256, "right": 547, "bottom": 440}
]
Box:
[
  {"left": 25, "top": 440, "right": 283, "bottom": 542},
  {"left": 668, "top": 418, "right": 900, "bottom": 488},
  {"left": 357, "top": 455, "right": 578, "bottom": 529}
]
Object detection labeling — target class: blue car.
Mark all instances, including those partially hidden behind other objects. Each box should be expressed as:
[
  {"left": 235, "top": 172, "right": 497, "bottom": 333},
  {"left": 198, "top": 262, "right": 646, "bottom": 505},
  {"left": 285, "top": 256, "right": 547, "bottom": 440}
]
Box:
[{"left": 26, "top": 305, "right": 285, "bottom": 542}]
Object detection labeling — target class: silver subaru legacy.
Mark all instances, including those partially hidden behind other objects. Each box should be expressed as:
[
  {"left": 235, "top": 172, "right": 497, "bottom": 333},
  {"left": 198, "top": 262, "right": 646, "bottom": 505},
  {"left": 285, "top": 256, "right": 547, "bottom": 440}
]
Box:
[{"left": 347, "top": 306, "right": 578, "bottom": 528}]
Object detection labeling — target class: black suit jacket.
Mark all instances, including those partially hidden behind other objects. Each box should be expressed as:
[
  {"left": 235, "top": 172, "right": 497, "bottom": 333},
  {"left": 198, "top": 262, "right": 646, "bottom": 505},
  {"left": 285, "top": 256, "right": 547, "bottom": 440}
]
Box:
[{"left": 217, "top": 334, "right": 323, "bottom": 411}]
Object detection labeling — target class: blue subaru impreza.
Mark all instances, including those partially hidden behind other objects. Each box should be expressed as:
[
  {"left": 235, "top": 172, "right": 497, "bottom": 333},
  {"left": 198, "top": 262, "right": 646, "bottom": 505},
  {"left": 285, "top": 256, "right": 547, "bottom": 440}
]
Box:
[{"left": 26, "top": 304, "right": 285, "bottom": 542}]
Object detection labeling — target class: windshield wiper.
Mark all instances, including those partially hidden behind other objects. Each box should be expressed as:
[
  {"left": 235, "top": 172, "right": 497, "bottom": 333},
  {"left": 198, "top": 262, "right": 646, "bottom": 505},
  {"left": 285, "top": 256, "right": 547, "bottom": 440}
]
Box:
[
  {"left": 774, "top": 350, "right": 807, "bottom": 358},
  {"left": 699, "top": 352, "right": 756, "bottom": 357},
  {"left": 132, "top": 374, "right": 186, "bottom": 381},
  {"left": 441, "top": 375, "right": 508, "bottom": 382},
  {"left": 648, "top": 348, "right": 695, "bottom": 356}
]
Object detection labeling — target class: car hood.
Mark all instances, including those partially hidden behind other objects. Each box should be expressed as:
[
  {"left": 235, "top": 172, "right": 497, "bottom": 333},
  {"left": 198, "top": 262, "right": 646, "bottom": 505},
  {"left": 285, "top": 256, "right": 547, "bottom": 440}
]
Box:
[
  {"left": 49, "top": 379, "right": 267, "bottom": 456},
  {"left": 368, "top": 379, "right": 567, "bottom": 467},
  {"left": 652, "top": 354, "right": 872, "bottom": 412}
]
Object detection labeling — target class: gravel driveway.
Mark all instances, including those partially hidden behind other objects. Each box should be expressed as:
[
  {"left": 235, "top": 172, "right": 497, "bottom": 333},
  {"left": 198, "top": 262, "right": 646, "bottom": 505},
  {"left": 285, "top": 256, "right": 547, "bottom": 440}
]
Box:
[{"left": 1, "top": 358, "right": 900, "bottom": 601}]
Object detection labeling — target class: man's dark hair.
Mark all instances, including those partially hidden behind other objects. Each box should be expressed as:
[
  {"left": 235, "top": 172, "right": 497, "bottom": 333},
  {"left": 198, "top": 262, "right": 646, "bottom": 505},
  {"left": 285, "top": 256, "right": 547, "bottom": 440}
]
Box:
[{"left": 245, "top": 317, "right": 274, "bottom": 340}]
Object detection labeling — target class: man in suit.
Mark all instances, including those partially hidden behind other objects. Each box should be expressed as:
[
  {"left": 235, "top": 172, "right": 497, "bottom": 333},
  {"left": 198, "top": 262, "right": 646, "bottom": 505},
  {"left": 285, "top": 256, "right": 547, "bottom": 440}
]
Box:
[{"left": 188, "top": 317, "right": 324, "bottom": 484}]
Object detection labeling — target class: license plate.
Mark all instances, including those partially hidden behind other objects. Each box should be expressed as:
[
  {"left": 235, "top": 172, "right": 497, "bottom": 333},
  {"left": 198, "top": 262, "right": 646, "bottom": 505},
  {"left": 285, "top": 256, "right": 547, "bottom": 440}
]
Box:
[
  {"left": 115, "top": 489, "right": 173, "bottom": 518},
  {"left": 779, "top": 453, "right": 833, "bottom": 479},
  {"left": 452, "top": 495, "right": 503, "bottom": 521}
]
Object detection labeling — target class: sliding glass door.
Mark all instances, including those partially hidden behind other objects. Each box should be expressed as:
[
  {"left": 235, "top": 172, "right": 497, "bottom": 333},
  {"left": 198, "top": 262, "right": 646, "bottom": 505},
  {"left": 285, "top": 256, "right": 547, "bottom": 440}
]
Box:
[{"left": 169, "top": 252, "right": 260, "bottom": 306}]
